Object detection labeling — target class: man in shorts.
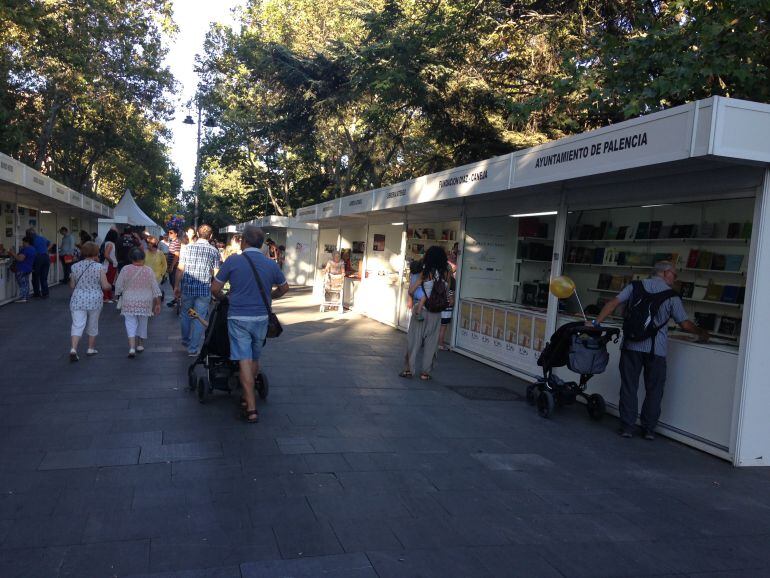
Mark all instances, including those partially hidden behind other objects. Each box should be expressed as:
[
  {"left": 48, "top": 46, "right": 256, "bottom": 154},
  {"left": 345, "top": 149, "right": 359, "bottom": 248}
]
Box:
[{"left": 211, "top": 225, "right": 289, "bottom": 423}]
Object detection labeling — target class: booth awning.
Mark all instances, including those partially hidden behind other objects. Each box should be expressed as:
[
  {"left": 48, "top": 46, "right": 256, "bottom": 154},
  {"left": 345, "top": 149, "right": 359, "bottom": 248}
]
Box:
[{"left": 113, "top": 189, "right": 161, "bottom": 229}]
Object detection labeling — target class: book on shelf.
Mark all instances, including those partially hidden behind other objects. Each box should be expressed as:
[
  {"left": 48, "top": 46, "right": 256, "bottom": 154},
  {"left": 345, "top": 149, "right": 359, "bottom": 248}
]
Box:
[
  {"left": 718, "top": 316, "right": 742, "bottom": 337},
  {"left": 604, "top": 226, "right": 618, "bottom": 240},
  {"left": 695, "top": 251, "right": 713, "bottom": 270},
  {"left": 654, "top": 252, "right": 679, "bottom": 266},
  {"left": 692, "top": 283, "right": 708, "bottom": 301},
  {"left": 592, "top": 247, "right": 605, "bottom": 264},
  {"left": 676, "top": 281, "right": 694, "bottom": 299},
  {"left": 741, "top": 222, "right": 752, "bottom": 240},
  {"left": 686, "top": 249, "right": 700, "bottom": 268},
  {"left": 727, "top": 223, "right": 741, "bottom": 239},
  {"left": 597, "top": 273, "right": 612, "bottom": 290},
  {"left": 694, "top": 312, "right": 717, "bottom": 331},
  {"left": 724, "top": 254, "right": 743, "bottom": 272},
  {"left": 648, "top": 221, "right": 663, "bottom": 239},
  {"left": 616, "top": 226, "right": 629, "bottom": 240},
  {"left": 699, "top": 222, "right": 716, "bottom": 238},
  {"left": 720, "top": 285, "right": 741, "bottom": 304},
  {"left": 711, "top": 253, "right": 726, "bottom": 271},
  {"left": 609, "top": 275, "right": 631, "bottom": 292},
  {"left": 635, "top": 222, "right": 650, "bottom": 240},
  {"left": 704, "top": 283, "right": 724, "bottom": 302},
  {"left": 659, "top": 225, "right": 672, "bottom": 239}
]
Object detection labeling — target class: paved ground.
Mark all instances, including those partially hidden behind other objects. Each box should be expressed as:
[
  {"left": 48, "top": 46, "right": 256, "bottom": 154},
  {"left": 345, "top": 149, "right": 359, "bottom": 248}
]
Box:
[{"left": 2, "top": 286, "right": 770, "bottom": 577}]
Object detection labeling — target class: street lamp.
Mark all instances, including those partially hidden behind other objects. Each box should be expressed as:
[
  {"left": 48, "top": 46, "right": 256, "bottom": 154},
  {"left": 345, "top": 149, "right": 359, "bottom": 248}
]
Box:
[{"left": 183, "top": 102, "right": 216, "bottom": 229}]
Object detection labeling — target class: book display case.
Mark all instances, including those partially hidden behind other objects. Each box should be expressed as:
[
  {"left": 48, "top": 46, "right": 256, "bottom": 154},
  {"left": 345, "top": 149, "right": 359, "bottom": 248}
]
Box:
[{"left": 561, "top": 198, "right": 753, "bottom": 347}]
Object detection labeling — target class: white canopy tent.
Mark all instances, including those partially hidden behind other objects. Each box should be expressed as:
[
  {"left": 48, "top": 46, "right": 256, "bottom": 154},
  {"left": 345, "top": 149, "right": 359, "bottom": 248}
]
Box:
[{"left": 99, "top": 189, "right": 163, "bottom": 239}]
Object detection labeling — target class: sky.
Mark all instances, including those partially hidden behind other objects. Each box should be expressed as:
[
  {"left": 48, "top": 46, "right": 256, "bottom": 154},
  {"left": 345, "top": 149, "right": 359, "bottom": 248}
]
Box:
[{"left": 164, "top": 0, "right": 247, "bottom": 190}]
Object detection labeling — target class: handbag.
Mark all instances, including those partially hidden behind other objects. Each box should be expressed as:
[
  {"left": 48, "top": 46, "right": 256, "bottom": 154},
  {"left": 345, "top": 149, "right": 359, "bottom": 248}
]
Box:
[
  {"left": 63, "top": 254, "right": 74, "bottom": 264},
  {"left": 243, "top": 253, "right": 283, "bottom": 339}
]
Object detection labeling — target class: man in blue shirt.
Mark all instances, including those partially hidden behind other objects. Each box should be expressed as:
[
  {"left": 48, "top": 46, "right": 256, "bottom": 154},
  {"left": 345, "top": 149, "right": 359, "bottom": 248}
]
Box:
[
  {"left": 212, "top": 225, "right": 289, "bottom": 423},
  {"left": 174, "top": 224, "right": 222, "bottom": 355},
  {"left": 591, "top": 261, "right": 708, "bottom": 439},
  {"left": 27, "top": 228, "right": 51, "bottom": 298}
]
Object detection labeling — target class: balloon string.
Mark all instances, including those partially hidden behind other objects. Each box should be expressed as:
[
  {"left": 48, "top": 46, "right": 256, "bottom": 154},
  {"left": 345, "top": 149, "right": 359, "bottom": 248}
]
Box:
[{"left": 573, "top": 290, "right": 587, "bottom": 322}]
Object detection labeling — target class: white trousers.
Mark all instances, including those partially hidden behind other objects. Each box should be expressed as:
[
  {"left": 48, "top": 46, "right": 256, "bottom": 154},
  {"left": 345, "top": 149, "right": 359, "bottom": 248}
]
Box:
[
  {"left": 124, "top": 314, "right": 149, "bottom": 339},
  {"left": 71, "top": 308, "right": 102, "bottom": 337}
]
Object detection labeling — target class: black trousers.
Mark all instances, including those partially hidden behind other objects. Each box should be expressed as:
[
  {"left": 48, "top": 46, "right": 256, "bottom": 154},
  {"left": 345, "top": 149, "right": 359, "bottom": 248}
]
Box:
[
  {"left": 619, "top": 349, "right": 667, "bottom": 432},
  {"left": 60, "top": 256, "right": 72, "bottom": 282},
  {"left": 31, "top": 254, "right": 50, "bottom": 297}
]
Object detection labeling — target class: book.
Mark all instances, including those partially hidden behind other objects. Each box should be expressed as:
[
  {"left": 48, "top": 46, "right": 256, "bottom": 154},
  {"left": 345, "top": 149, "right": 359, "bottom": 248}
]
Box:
[
  {"left": 692, "top": 283, "right": 708, "bottom": 301},
  {"left": 727, "top": 223, "right": 741, "bottom": 238},
  {"left": 635, "top": 222, "right": 650, "bottom": 239},
  {"left": 721, "top": 285, "right": 740, "bottom": 304},
  {"left": 678, "top": 281, "right": 694, "bottom": 299},
  {"left": 659, "top": 225, "right": 672, "bottom": 239},
  {"left": 592, "top": 247, "right": 605, "bottom": 264},
  {"left": 686, "top": 250, "right": 700, "bottom": 269},
  {"left": 648, "top": 220, "right": 663, "bottom": 239},
  {"left": 724, "top": 255, "right": 744, "bottom": 272},
  {"left": 669, "top": 223, "right": 682, "bottom": 238},
  {"left": 616, "top": 226, "right": 629, "bottom": 240},
  {"left": 609, "top": 275, "right": 630, "bottom": 292},
  {"left": 704, "top": 283, "right": 724, "bottom": 302},
  {"left": 695, "top": 251, "right": 714, "bottom": 270},
  {"left": 718, "top": 316, "right": 741, "bottom": 337},
  {"left": 597, "top": 273, "right": 612, "bottom": 290},
  {"left": 654, "top": 252, "right": 679, "bottom": 267},
  {"left": 711, "top": 254, "right": 726, "bottom": 271},
  {"left": 699, "top": 222, "right": 716, "bottom": 238},
  {"left": 694, "top": 312, "right": 717, "bottom": 331},
  {"left": 604, "top": 226, "right": 618, "bottom": 240},
  {"left": 741, "top": 222, "right": 752, "bottom": 240}
]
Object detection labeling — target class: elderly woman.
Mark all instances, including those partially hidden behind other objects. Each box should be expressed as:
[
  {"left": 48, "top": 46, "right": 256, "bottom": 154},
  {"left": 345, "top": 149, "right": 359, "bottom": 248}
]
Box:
[
  {"left": 115, "top": 247, "right": 162, "bottom": 358},
  {"left": 324, "top": 251, "right": 345, "bottom": 276},
  {"left": 7, "top": 236, "right": 37, "bottom": 303},
  {"left": 68, "top": 242, "right": 112, "bottom": 361}
]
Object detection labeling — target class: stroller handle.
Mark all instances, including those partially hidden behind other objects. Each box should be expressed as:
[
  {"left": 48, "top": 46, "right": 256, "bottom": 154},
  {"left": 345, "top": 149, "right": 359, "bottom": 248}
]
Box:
[{"left": 577, "top": 325, "right": 621, "bottom": 343}]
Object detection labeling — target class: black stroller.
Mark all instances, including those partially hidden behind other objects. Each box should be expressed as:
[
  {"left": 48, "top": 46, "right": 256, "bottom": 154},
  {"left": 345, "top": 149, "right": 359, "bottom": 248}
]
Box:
[
  {"left": 187, "top": 297, "right": 269, "bottom": 404},
  {"left": 527, "top": 321, "right": 619, "bottom": 419}
]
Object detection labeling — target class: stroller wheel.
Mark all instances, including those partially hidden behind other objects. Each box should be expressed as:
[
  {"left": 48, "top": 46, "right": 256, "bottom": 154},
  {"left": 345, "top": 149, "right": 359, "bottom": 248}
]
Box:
[
  {"left": 586, "top": 393, "right": 606, "bottom": 421},
  {"left": 187, "top": 368, "right": 196, "bottom": 391},
  {"left": 197, "top": 377, "right": 207, "bottom": 404},
  {"left": 536, "top": 391, "right": 555, "bottom": 418},
  {"left": 525, "top": 384, "right": 537, "bottom": 405},
  {"left": 255, "top": 372, "right": 269, "bottom": 400}
]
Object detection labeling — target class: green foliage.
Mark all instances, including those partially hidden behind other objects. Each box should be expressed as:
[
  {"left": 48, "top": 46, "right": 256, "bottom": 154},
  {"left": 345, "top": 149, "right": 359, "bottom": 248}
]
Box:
[{"left": 0, "top": 0, "right": 182, "bottom": 223}]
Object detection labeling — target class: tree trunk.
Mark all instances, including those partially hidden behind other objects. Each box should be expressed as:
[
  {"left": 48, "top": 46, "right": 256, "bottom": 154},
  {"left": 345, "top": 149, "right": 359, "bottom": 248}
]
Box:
[{"left": 33, "top": 93, "right": 65, "bottom": 171}]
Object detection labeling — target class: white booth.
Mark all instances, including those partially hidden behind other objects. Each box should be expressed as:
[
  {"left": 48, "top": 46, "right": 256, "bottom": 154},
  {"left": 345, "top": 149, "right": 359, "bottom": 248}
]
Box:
[
  {"left": 0, "top": 152, "right": 113, "bottom": 305},
  {"left": 220, "top": 216, "right": 318, "bottom": 287},
  {"left": 297, "top": 96, "right": 770, "bottom": 467},
  {"left": 98, "top": 189, "right": 163, "bottom": 240}
]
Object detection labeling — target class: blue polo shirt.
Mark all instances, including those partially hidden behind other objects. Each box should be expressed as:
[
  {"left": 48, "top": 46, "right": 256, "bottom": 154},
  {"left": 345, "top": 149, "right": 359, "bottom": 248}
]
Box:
[
  {"left": 16, "top": 246, "right": 36, "bottom": 273},
  {"left": 32, "top": 234, "right": 49, "bottom": 257},
  {"left": 215, "top": 248, "right": 286, "bottom": 317}
]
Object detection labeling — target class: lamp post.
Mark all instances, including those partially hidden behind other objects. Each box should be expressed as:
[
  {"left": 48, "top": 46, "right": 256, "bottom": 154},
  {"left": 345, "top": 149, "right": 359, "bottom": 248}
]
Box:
[{"left": 183, "top": 101, "right": 216, "bottom": 230}]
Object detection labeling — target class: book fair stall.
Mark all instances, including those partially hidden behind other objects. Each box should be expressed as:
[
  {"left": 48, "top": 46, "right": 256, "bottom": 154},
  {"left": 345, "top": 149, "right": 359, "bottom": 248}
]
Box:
[
  {"left": 298, "top": 97, "right": 770, "bottom": 466},
  {"left": 0, "top": 152, "right": 112, "bottom": 305}
]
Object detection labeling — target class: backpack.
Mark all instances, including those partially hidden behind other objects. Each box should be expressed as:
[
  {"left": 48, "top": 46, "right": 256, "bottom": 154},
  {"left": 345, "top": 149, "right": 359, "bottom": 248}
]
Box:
[
  {"left": 622, "top": 280, "right": 678, "bottom": 343},
  {"left": 116, "top": 235, "right": 135, "bottom": 264},
  {"left": 423, "top": 276, "right": 449, "bottom": 313}
]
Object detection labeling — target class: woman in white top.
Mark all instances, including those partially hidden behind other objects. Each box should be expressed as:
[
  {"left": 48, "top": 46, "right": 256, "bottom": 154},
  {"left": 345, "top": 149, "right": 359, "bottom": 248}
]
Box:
[
  {"left": 101, "top": 228, "right": 119, "bottom": 303},
  {"left": 69, "top": 242, "right": 112, "bottom": 362},
  {"left": 115, "top": 247, "right": 162, "bottom": 358}
]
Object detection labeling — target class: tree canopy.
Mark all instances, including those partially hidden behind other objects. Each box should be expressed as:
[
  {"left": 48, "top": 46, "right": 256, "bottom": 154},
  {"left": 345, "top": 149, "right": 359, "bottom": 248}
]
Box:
[
  {"left": 0, "top": 0, "right": 182, "bottom": 222},
  {"left": 196, "top": 0, "right": 769, "bottom": 225}
]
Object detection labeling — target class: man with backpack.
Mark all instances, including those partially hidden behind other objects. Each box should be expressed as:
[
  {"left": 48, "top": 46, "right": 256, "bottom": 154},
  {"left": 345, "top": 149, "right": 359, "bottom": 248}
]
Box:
[
  {"left": 116, "top": 226, "right": 140, "bottom": 271},
  {"left": 590, "top": 261, "right": 708, "bottom": 439}
]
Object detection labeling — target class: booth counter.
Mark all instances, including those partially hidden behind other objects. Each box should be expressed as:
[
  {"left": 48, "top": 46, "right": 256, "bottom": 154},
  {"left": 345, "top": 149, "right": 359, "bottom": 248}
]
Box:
[{"left": 297, "top": 96, "right": 770, "bottom": 466}]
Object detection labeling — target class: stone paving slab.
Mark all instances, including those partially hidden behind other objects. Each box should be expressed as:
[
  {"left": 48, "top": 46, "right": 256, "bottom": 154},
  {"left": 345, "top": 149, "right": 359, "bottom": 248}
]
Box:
[{"left": 2, "top": 286, "right": 770, "bottom": 576}]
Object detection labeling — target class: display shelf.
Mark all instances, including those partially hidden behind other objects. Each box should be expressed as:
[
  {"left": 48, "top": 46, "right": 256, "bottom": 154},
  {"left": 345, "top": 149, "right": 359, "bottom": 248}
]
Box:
[
  {"left": 518, "top": 237, "right": 553, "bottom": 242},
  {"left": 565, "top": 262, "right": 653, "bottom": 270},
  {"left": 586, "top": 287, "right": 742, "bottom": 308},
  {"left": 567, "top": 237, "right": 749, "bottom": 246},
  {"left": 409, "top": 237, "right": 456, "bottom": 243},
  {"left": 681, "top": 268, "right": 745, "bottom": 276},
  {"left": 519, "top": 259, "right": 551, "bottom": 264}
]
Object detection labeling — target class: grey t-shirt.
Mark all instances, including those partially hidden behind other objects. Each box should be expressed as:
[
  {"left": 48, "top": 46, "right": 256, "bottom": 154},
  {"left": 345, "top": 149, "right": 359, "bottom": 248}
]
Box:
[{"left": 617, "top": 276, "right": 688, "bottom": 357}]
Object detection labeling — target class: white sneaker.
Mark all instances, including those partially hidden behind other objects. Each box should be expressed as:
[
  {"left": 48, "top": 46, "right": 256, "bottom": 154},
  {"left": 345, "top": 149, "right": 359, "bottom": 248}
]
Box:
[
  {"left": 128, "top": 348, "right": 136, "bottom": 358},
  {"left": 136, "top": 345, "right": 145, "bottom": 353},
  {"left": 69, "top": 350, "right": 79, "bottom": 362},
  {"left": 86, "top": 348, "right": 98, "bottom": 356}
]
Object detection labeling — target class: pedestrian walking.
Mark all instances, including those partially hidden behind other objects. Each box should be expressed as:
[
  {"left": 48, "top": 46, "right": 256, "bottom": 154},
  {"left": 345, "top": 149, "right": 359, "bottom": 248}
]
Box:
[
  {"left": 144, "top": 236, "right": 168, "bottom": 299},
  {"left": 590, "top": 261, "right": 709, "bottom": 439},
  {"left": 59, "top": 227, "right": 75, "bottom": 282},
  {"left": 165, "top": 228, "right": 181, "bottom": 307},
  {"left": 101, "top": 229, "right": 119, "bottom": 303},
  {"left": 7, "top": 236, "right": 36, "bottom": 303},
  {"left": 174, "top": 224, "right": 221, "bottom": 356},
  {"left": 116, "top": 226, "right": 139, "bottom": 270},
  {"left": 401, "top": 246, "right": 451, "bottom": 380},
  {"left": 115, "top": 247, "right": 162, "bottom": 358},
  {"left": 27, "top": 228, "right": 51, "bottom": 298},
  {"left": 211, "top": 225, "right": 289, "bottom": 423},
  {"left": 68, "top": 242, "right": 112, "bottom": 362}
]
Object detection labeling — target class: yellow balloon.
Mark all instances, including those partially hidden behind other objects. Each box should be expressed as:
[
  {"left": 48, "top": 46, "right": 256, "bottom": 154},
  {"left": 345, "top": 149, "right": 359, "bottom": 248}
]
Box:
[{"left": 550, "top": 275, "right": 576, "bottom": 299}]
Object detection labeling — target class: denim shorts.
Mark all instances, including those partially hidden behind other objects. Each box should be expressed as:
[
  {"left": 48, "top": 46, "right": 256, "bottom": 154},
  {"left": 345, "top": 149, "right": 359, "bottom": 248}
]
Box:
[{"left": 228, "top": 317, "right": 269, "bottom": 361}]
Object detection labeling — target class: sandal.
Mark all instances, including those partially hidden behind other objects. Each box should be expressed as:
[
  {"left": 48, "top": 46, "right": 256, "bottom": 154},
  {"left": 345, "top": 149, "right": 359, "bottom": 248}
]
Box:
[
  {"left": 398, "top": 370, "right": 413, "bottom": 378},
  {"left": 420, "top": 373, "right": 432, "bottom": 381},
  {"left": 242, "top": 409, "right": 259, "bottom": 423}
]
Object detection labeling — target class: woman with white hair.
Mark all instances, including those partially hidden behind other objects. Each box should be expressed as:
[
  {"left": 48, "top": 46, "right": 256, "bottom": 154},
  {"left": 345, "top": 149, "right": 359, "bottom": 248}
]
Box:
[{"left": 115, "top": 247, "right": 162, "bottom": 358}]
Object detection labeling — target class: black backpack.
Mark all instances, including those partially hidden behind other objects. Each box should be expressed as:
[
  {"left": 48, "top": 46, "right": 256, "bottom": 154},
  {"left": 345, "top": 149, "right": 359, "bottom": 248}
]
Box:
[
  {"left": 116, "top": 235, "right": 135, "bottom": 264},
  {"left": 622, "top": 280, "right": 678, "bottom": 343},
  {"left": 423, "top": 277, "right": 449, "bottom": 313}
]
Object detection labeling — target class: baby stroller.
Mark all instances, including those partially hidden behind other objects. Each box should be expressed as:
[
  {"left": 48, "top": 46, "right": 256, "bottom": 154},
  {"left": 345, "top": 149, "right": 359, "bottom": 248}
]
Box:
[
  {"left": 527, "top": 321, "right": 619, "bottom": 420},
  {"left": 320, "top": 272, "right": 344, "bottom": 313},
  {"left": 187, "top": 297, "right": 269, "bottom": 404}
]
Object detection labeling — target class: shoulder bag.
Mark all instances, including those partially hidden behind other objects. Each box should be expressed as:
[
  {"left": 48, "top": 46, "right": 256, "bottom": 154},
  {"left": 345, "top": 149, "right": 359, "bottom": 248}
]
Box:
[{"left": 243, "top": 253, "right": 283, "bottom": 339}]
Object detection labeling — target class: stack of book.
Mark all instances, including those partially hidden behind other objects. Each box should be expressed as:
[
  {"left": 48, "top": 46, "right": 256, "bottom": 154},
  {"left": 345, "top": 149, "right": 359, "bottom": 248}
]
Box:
[{"left": 686, "top": 250, "right": 743, "bottom": 271}]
